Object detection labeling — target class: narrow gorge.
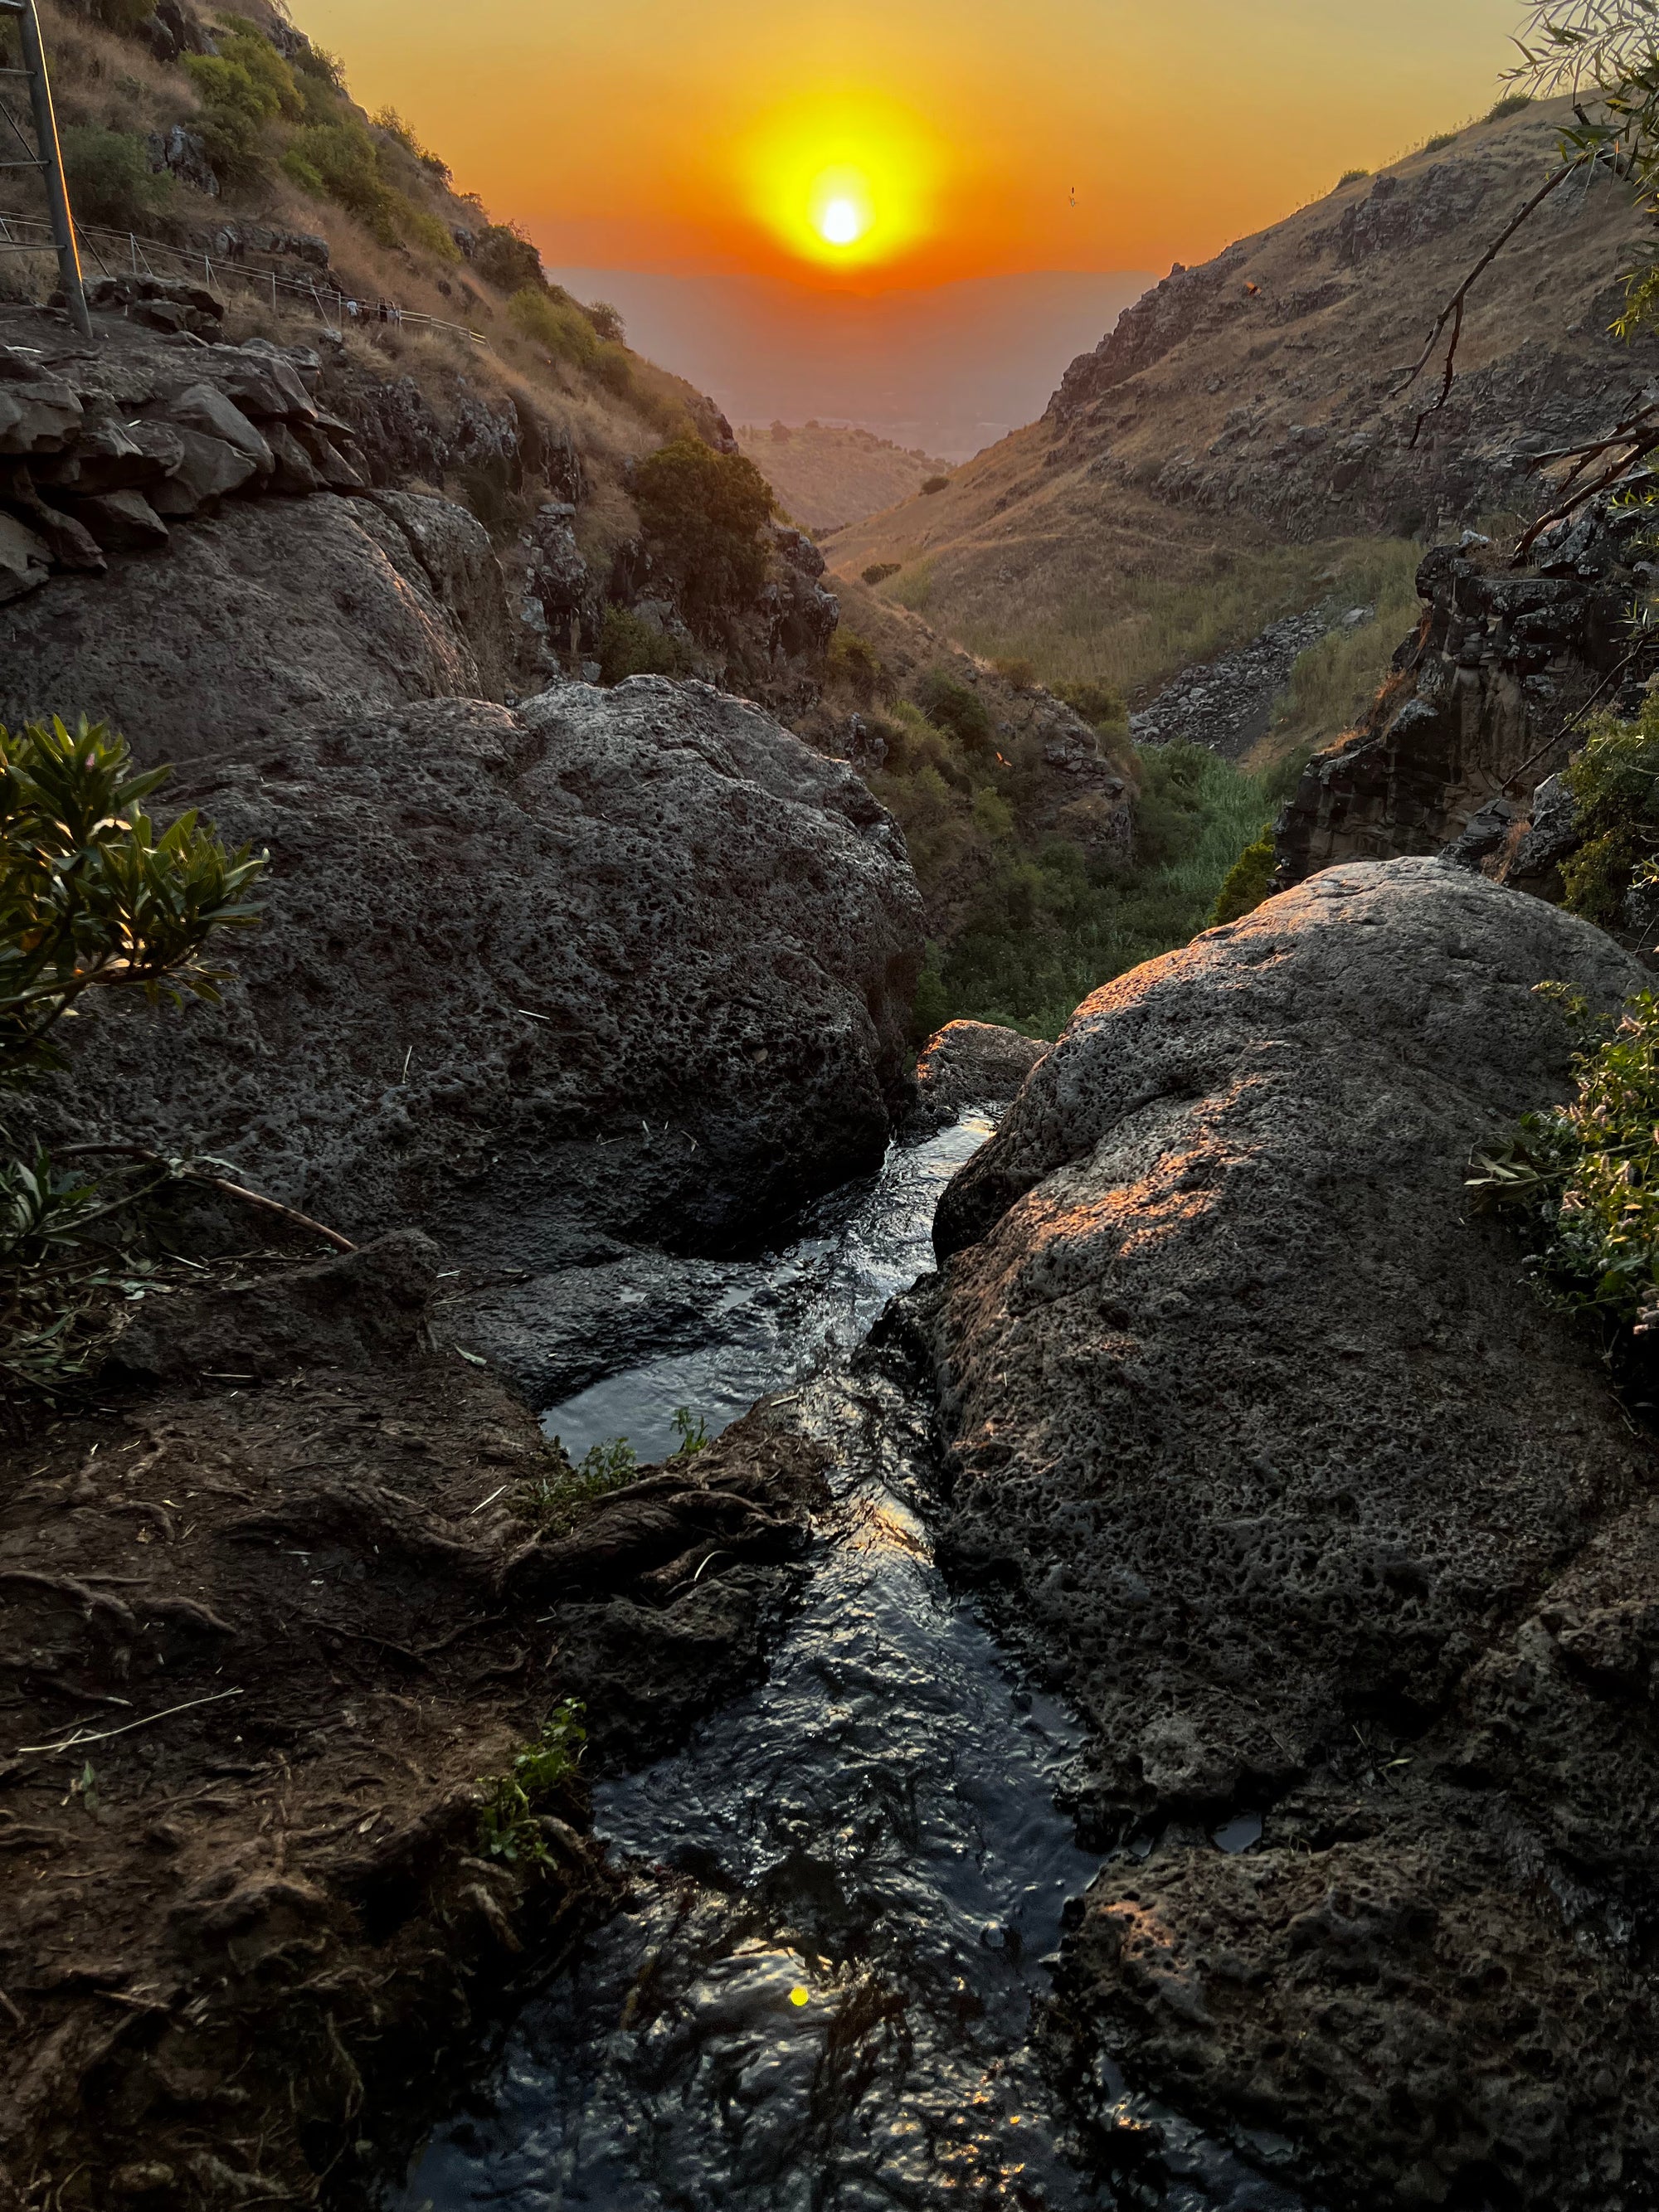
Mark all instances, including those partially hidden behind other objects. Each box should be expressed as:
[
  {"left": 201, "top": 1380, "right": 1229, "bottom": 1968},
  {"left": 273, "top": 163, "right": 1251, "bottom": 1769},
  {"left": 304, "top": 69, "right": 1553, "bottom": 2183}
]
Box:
[{"left": 5, "top": 7, "right": 1659, "bottom": 2212}]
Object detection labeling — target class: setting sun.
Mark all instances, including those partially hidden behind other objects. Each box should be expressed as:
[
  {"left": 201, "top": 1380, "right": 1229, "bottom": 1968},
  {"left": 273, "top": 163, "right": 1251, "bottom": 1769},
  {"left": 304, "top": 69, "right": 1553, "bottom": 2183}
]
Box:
[{"left": 738, "top": 91, "right": 944, "bottom": 272}]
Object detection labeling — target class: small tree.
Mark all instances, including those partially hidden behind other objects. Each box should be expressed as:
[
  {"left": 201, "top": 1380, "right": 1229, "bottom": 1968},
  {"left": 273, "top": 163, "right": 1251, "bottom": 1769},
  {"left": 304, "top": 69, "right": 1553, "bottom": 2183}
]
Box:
[
  {"left": 1, "top": 717, "right": 264, "bottom": 1397},
  {"left": 631, "top": 435, "right": 775, "bottom": 633}
]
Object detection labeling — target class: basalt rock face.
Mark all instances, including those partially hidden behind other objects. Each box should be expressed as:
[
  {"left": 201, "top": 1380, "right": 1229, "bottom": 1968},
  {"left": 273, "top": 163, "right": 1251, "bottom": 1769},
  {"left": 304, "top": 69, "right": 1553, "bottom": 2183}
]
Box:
[
  {"left": 44, "top": 680, "right": 923, "bottom": 1264},
  {"left": 1276, "top": 508, "right": 1653, "bottom": 888},
  {"left": 926, "top": 858, "right": 1659, "bottom": 2208},
  {"left": 0, "top": 489, "right": 506, "bottom": 754}
]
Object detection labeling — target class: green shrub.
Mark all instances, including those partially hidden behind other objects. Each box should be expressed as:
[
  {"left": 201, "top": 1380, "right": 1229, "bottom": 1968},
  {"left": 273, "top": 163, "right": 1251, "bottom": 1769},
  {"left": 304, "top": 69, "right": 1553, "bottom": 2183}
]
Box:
[
  {"left": 1486, "top": 94, "right": 1534, "bottom": 123},
  {"left": 61, "top": 127, "right": 175, "bottom": 228},
  {"left": 0, "top": 717, "right": 264, "bottom": 1395},
  {"left": 477, "top": 1700, "right": 586, "bottom": 1864},
  {"left": 1053, "top": 678, "right": 1127, "bottom": 731},
  {"left": 826, "top": 629, "right": 888, "bottom": 704},
  {"left": 913, "top": 668, "right": 993, "bottom": 756},
  {"left": 476, "top": 223, "right": 545, "bottom": 296},
  {"left": 972, "top": 787, "right": 1015, "bottom": 840},
  {"left": 1559, "top": 704, "right": 1659, "bottom": 927},
  {"left": 1469, "top": 988, "right": 1659, "bottom": 1342},
  {"left": 1207, "top": 829, "right": 1277, "bottom": 926},
  {"left": 597, "top": 604, "right": 694, "bottom": 684},
  {"left": 281, "top": 118, "right": 397, "bottom": 241},
  {"left": 183, "top": 52, "right": 281, "bottom": 180},
  {"left": 509, "top": 284, "right": 598, "bottom": 367},
  {"left": 586, "top": 299, "right": 625, "bottom": 343},
  {"left": 1421, "top": 130, "right": 1461, "bottom": 155},
  {"left": 921, "top": 474, "right": 950, "bottom": 494},
  {"left": 992, "top": 656, "right": 1039, "bottom": 691},
  {"left": 862, "top": 561, "right": 901, "bottom": 586},
  {"left": 632, "top": 435, "right": 775, "bottom": 629},
  {"left": 1335, "top": 167, "right": 1370, "bottom": 187}
]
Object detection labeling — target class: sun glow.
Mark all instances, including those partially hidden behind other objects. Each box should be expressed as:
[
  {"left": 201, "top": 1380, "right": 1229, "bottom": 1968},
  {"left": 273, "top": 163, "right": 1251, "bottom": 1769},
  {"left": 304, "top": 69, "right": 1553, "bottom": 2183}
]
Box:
[{"left": 738, "top": 92, "right": 943, "bottom": 271}]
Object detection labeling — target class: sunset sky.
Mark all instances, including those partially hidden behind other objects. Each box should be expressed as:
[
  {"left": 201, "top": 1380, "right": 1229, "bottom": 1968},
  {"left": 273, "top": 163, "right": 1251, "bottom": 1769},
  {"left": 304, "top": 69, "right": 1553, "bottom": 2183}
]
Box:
[{"left": 317, "top": 0, "right": 1523, "bottom": 289}]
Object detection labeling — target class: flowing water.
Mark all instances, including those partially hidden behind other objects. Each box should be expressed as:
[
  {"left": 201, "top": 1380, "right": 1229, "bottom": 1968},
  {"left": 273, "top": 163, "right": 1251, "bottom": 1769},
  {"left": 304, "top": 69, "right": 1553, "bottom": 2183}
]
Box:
[{"left": 387, "top": 1120, "right": 1311, "bottom": 2212}]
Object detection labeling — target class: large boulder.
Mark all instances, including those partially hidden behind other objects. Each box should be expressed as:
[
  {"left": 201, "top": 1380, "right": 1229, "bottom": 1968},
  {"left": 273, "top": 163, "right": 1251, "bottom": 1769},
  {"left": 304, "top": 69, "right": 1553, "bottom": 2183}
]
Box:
[
  {"left": 927, "top": 857, "right": 1659, "bottom": 2208},
  {"left": 43, "top": 679, "right": 923, "bottom": 1262},
  {"left": 0, "top": 490, "right": 506, "bottom": 754}
]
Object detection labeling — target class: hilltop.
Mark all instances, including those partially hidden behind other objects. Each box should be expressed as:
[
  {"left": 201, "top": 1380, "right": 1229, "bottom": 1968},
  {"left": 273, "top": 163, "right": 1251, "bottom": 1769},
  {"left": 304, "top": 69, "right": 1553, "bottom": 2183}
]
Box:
[
  {"left": 737, "top": 418, "right": 951, "bottom": 531},
  {"left": 831, "top": 97, "right": 1659, "bottom": 731}
]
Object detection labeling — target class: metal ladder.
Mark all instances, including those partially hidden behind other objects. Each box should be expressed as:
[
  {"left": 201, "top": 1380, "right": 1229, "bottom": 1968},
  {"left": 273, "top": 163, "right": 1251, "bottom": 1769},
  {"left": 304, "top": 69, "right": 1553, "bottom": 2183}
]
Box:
[{"left": 0, "top": 0, "right": 90, "bottom": 339}]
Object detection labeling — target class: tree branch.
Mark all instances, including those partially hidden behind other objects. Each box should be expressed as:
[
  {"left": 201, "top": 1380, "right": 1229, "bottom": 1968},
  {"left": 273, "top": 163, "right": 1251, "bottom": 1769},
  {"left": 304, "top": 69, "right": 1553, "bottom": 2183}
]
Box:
[{"left": 51, "top": 1143, "right": 357, "bottom": 1254}]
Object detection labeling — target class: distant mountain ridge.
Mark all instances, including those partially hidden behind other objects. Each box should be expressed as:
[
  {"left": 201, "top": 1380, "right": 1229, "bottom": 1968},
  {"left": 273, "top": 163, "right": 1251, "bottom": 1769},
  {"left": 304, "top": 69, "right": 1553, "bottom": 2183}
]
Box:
[
  {"left": 737, "top": 420, "right": 951, "bottom": 531},
  {"left": 830, "top": 98, "right": 1659, "bottom": 699}
]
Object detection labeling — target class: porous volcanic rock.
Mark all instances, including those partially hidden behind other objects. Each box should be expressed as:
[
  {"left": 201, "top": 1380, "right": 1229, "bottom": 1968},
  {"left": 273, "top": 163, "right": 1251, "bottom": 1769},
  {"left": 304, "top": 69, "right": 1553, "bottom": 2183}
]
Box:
[
  {"left": 927, "top": 856, "right": 1659, "bottom": 2207},
  {"left": 0, "top": 489, "right": 506, "bottom": 754},
  {"left": 43, "top": 678, "right": 923, "bottom": 1262},
  {"left": 913, "top": 1020, "right": 1048, "bottom": 1123}
]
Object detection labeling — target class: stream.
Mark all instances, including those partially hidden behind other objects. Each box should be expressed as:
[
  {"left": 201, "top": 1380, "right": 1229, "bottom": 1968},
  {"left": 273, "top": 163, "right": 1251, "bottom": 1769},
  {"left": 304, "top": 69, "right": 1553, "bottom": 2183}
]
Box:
[{"left": 387, "top": 1118, "right": 1312, "bottom": 2212}]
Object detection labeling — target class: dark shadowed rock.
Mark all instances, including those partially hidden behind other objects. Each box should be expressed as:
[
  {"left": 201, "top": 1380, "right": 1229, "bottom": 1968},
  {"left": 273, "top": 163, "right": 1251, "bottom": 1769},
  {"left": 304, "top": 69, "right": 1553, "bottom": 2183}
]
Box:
[
  {"left": 927, "top": 856, "right": 1659, "bottom": 2207},
  {"left": 42, "top": 680, "right": 922, "bottom": 1262},
  {"left": 0, "top": 491, "right": 504, "bottom": 752}
]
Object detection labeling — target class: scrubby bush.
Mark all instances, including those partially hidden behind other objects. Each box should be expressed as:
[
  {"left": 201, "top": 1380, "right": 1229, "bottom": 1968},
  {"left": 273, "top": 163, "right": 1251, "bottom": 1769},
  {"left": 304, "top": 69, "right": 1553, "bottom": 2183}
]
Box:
[
  {"left": 1470, "top": 988, "right": 1659, "bottom": 1344},
  {"left": 183, "top": 18, "right": 304, "bottom": 182},
  {"left": 1559, "top": 704, "right": 1659, "bottom": 927},
  {"left": 913, "top": 668, "right": 993, "bottom": 756},
  {"left": 1207, "top": 829, "right": 1277, "bottom": 925},
  {"left": 475, "top": 222, "right": 545, "bottom": 296},
  {"left": 632, "top": 435, "right": 775, "bottom": 629},
  {"left": 61, "top": 126, "right": 174, "bottom": 228},
  {"left": 862, "top": 561, "right": 901, "bottom": 586},
  {"left": 282, "top": 118, "right": 395, "bottom": 238},
  {"left": 826, "top": 630, "right": 888, "bottom": 704},
  {"left": 1421, "top": 130, "right": 1461, "bottom": 155},
  {"left": 0, "top": 717, "right": 264, "bottom": 1398},
  {"left": 1053, "top": 678, "right": 1129, "bottom": 732},
  {"left": 586, "top": 299, "right": 625, "bottom": 343},
  {"left": 1336, "top": 167, "right": 1370, "bottom": 187},
  {"left": 1486, "top": 93, "right": 1534, "bottom": 122},
  {"left": 509, "top": 284, "right": 598, "bottom": 367},
  {"left": 992, "top": 656, "right": 1039, "bottom": 692},
  {"left": 597, "top": 604, "right": 694, "bottom": 683},
  {"left": 921, "top": 474, "right": 951, "bottom": 494}
]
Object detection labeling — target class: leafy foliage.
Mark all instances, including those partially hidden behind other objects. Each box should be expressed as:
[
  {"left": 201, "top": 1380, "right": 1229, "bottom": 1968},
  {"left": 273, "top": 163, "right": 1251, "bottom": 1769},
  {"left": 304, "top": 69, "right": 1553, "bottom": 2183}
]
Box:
[
  {"left": 1469, "top": 987, "right": 1659, "bottom": 1338},
  {"left": 1207, "top": 830, "right": 1278, "bottom": 926},
  {"left": 597, "top": 605, "right": 695, "bottom": 685},
  {"left": 0, "top": 717, "right": 264, "bottom": 1087},
  {"left": 921, "top": 474, "right": 951, "bottom": 494},
  {"left": 632, "top": 436, "right": 775, "bottom": 631},
  {"left": 1558, "top": 701, "right": 1659, "bottom": 926},
  {"left": 912, "top": 669, "right": 993, "bottom": 757},
  {"left": 0, "top": 718, "right": 263, "bottom": 1398},
  {"left": 861, "top": 562, "right": 901, "bottom": 586},
  {"left": 825, "top": 630, "right": 890, "bottom": 706},
  {"left": 475, "top": 223, "right": 546, "bottom": 296},
  {"left": 477, "top": 1700, "right": 587, "bottom": 1865},
  {"left": 61, "top": 126, "right": 175, "bottom": 228}
]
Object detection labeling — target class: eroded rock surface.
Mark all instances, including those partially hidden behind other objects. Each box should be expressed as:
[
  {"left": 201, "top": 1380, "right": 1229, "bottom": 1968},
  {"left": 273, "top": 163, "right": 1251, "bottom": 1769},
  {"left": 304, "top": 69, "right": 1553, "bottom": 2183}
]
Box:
[
  {"left": 0, "top": 490, "right": 504, "bottom": 753},
  {"left": 913, "top": 1019, "right": 1048, "bottom": 1125},
  {"left": 927, "top": 857, "right": 1659, "bottom": 2207},
  {"left": 42, "top": 678, "right": 922, "bottom": 1263}
]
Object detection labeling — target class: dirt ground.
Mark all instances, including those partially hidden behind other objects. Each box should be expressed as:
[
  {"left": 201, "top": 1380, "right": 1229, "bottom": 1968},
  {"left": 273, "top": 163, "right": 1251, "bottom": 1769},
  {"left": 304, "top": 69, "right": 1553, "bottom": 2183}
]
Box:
[{"left": 0, "top": 1234, "right": 826, "bottom": 2210}]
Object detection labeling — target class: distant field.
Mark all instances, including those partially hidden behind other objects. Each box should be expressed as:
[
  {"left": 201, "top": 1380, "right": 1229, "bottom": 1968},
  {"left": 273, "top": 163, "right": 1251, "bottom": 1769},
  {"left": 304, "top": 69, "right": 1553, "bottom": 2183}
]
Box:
[{"left": 738, "top": 421, "right": 952, "bottom": 532}]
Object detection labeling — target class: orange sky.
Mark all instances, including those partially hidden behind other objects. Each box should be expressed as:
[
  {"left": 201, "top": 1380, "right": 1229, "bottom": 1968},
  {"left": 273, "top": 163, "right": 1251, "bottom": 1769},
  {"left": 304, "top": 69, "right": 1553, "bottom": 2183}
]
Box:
[{"left": 310, "top": 0, "right": 1526, "bottom": 290}]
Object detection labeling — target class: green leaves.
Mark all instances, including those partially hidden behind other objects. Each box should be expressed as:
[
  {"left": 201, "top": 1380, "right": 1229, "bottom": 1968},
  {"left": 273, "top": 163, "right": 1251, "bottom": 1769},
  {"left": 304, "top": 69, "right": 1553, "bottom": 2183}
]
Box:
[
  {"left": 0, "top": 714, "right": 265, "bottom": 1089},
  {"left": 1470, "top": 986, "right": 1659, "bottom": 1337},
  {"left": 478, "top": 1700, "right": 587, "bottom": 1864}
]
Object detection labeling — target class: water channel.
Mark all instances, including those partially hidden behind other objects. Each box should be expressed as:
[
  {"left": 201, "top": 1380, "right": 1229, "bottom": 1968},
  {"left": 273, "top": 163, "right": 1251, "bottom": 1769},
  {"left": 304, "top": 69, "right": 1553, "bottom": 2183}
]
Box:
[{"left": 387, "top": 1117, "right": 1313, "bottom": 2212}]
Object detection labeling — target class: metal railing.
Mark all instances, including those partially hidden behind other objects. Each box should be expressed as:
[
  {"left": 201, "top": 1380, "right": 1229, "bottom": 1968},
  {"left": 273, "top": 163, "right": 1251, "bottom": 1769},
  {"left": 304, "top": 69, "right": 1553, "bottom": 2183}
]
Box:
[{"left": 0, "top": 204, "right": 491, "bottom": 349}]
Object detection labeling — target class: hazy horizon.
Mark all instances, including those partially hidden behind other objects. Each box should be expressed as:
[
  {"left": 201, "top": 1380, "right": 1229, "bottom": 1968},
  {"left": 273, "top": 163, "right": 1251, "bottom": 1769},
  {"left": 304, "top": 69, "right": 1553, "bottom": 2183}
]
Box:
[{"left": 542, "top": 266, "right": 1155, "bottom": 458}]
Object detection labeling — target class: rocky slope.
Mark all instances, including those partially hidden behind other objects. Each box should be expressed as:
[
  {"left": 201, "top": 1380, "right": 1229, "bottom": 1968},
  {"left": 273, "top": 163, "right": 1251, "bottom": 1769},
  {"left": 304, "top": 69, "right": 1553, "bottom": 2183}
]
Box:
[
  {"left": 828, "top": 98, "right": 1659, "bottom": 705},
  {"left": 923, "top": 856, "right": 1658, "bottom": 2207}
]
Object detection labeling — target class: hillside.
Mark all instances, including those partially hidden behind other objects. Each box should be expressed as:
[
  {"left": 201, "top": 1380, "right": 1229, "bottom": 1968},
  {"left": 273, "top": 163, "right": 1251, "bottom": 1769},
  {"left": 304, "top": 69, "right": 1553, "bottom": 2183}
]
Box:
[
  {"left": 737, "top": 418, "right": 951, "bottom": 531},
  {"left": 831, "top": 97, "right": 1659, "bottom": 730}
]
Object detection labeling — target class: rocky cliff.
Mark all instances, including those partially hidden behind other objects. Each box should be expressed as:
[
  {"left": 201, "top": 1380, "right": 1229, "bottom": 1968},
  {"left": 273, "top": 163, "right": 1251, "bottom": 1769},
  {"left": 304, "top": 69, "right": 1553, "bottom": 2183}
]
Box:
[
  {"left": 924, "top": 857, "right": 1658, "bottom": 2207},
  {"left": 1275, "top": 503, "right": 1652, "bottom": 902}
]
